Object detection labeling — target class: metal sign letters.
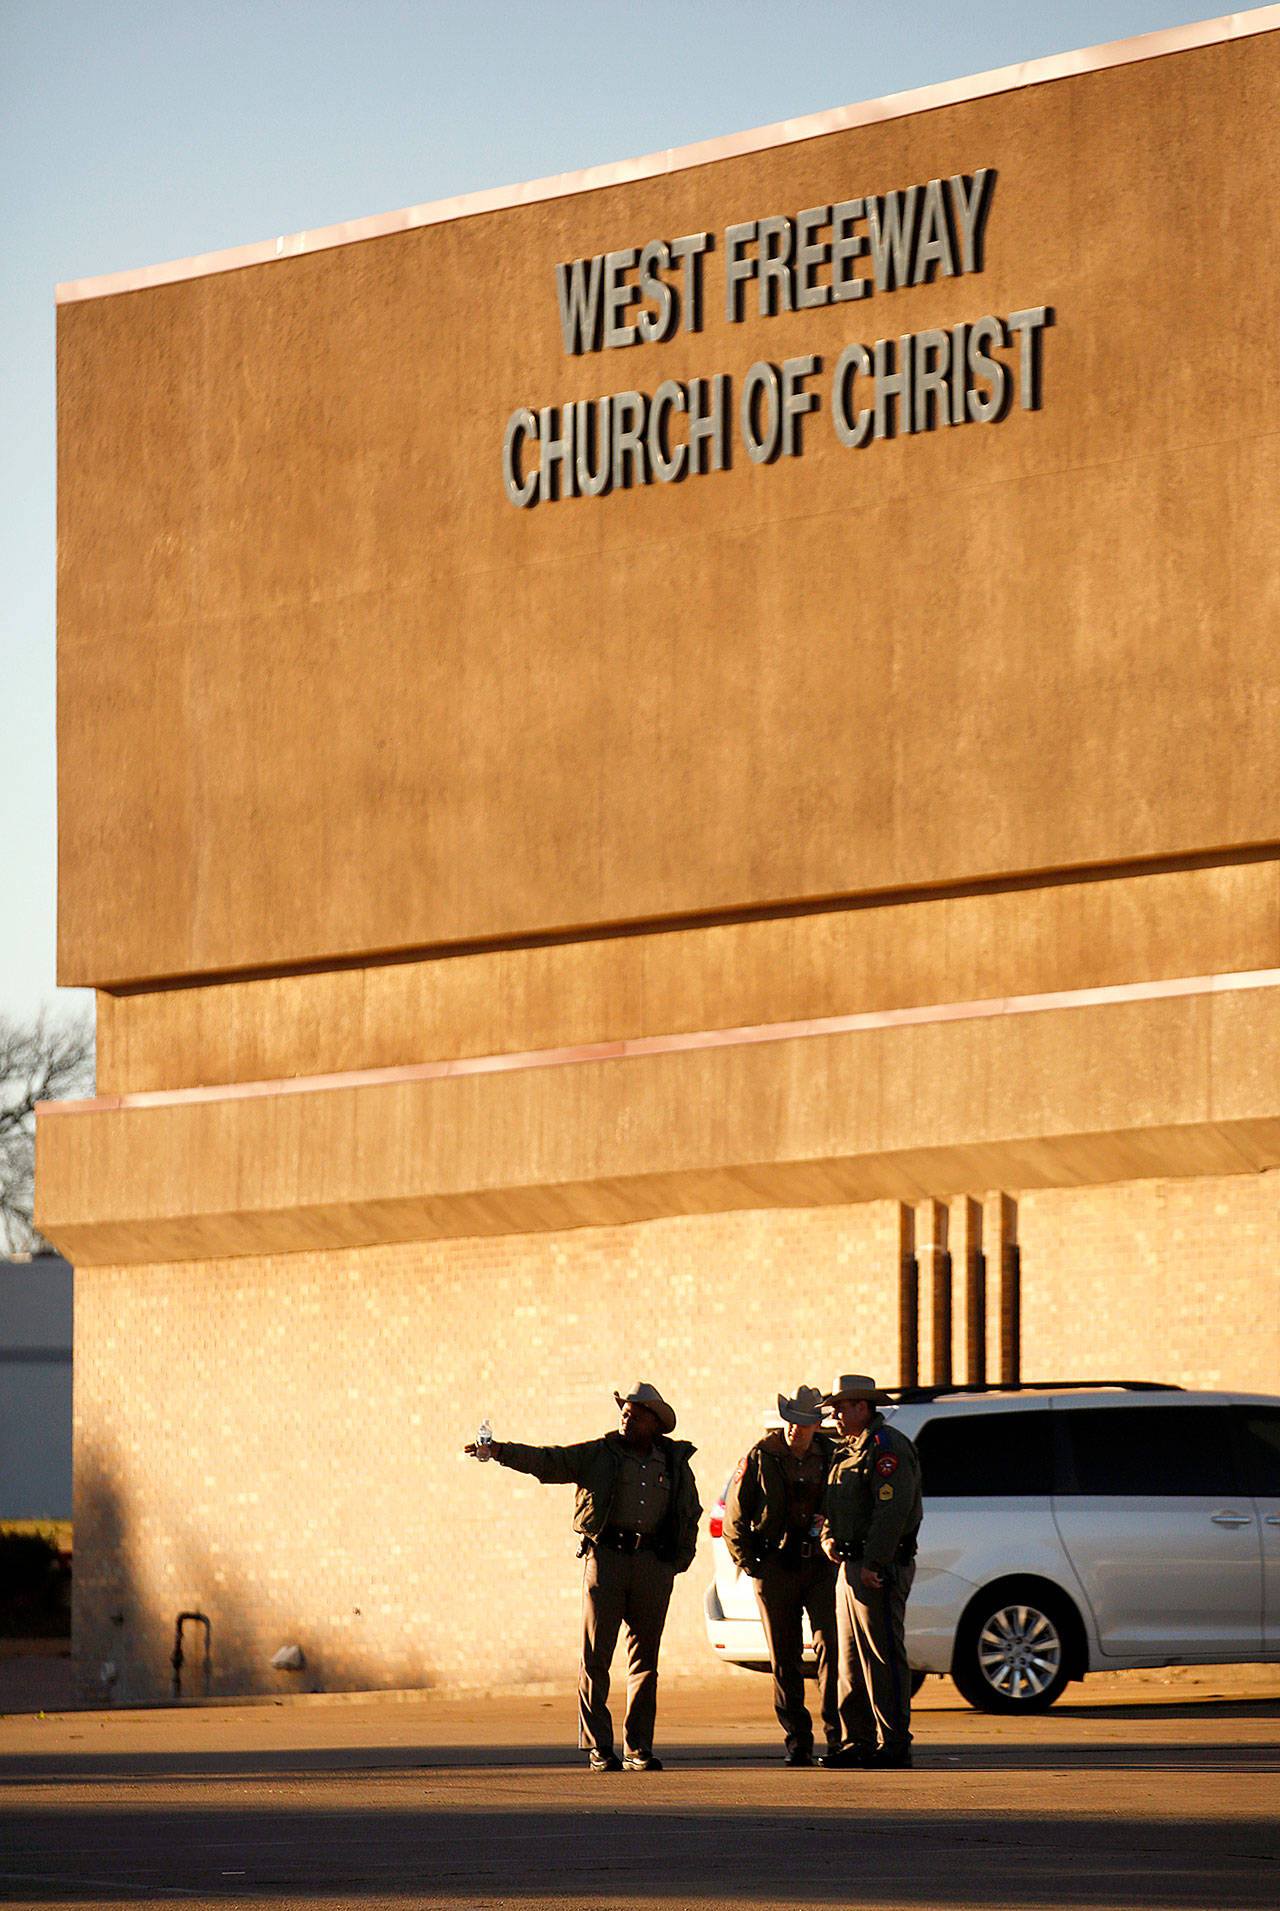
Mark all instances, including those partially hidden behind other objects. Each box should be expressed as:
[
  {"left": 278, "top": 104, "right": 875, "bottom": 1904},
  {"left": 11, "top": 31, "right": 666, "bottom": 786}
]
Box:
[{"left": 501, "top": 169, "right": 1054, "bottom": 507}]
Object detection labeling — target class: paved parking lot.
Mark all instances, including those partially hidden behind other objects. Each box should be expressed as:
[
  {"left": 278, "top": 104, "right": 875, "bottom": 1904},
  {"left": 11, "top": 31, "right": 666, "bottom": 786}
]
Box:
[{"left": 1, "top": 1665, "right": 1277, "bottom": 1908}]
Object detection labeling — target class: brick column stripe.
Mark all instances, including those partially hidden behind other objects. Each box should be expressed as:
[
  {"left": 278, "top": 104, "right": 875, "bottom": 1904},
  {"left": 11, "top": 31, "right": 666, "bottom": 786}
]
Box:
[
  {"left": 999, "top": 1195, "right": 1021, "bottom": 1388},
  {"left": 898, "top": 1203, "right": 918, "bottom": 1391},
  {"left": 963, "top": 1196, "right": 987, "bottom": 1389}
]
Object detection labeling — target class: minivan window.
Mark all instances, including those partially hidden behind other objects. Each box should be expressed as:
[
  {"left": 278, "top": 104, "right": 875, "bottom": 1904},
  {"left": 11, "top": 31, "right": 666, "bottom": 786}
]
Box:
[
  {"left": 1058, "top": 1405, "right": 1236, "bottom": 1496},
  {"left": 916, "top": 1409, "right": 1053, "bottom": 1496},
  {"left": 1235, "top": 1407, "right": 1280, "bottom": 1497}
]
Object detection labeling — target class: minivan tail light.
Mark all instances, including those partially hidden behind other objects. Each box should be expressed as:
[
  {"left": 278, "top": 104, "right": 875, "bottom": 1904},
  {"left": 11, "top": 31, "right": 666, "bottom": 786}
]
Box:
[{"left": 709, "top": 1500, "right": 725, "bottom": 1539}]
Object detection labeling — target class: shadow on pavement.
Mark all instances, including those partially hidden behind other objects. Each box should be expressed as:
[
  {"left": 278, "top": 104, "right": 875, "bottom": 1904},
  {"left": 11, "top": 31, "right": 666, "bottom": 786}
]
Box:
[
  {"left": 1, "top": 1795, "right": 1277, "bottom": 1906},
  {"left": 1, "top": 1729, "right": 1279, "bottom": 1785},
  {"left": 1047, "top": 1697, "right": 1280, "bottom": 1721}
]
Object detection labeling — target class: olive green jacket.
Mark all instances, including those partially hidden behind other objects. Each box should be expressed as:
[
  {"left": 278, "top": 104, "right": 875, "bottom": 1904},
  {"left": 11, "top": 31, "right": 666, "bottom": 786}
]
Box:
[
  {"left": 722, "top": 1430, "right": 836, "bottom": 1576},
  {"left": 497, "top": 1431, "right": 702, "bottom": 1573},
  {"left": 821, "top": 1412, "right": 923, "bottom": 1574}
]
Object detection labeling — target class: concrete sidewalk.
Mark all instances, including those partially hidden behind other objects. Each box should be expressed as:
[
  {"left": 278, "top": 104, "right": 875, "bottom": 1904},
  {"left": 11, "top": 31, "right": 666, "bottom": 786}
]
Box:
[{"left": 1, "top": 1660, "right": 1277, "bottom": 1762}]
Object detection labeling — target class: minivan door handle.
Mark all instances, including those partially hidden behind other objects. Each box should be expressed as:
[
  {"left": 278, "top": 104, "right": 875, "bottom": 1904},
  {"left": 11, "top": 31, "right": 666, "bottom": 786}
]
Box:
[
  {"left": 1265, "top": 1515, "right": 1280, "bottom": 1527},
  {"left": 1210, "top": 1510, "right": 1253, "bottom": 1526}
]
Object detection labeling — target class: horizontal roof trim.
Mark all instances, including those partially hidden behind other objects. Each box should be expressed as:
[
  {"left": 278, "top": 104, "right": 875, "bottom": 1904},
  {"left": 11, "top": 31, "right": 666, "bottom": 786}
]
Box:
[{"left": 57, "top": 7, "right": 1280, "bottom": 305}]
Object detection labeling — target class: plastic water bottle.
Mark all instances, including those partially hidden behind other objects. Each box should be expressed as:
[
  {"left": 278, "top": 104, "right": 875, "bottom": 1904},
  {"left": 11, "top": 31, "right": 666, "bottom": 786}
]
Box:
[{"left": 477, "top": 1418, "right": 493, "bottom": 1453}]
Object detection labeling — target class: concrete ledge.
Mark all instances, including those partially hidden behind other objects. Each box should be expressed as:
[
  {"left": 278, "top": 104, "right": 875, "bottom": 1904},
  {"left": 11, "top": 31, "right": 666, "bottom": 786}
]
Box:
[{"left": 36, "top": 984, "right": 1280, "bottom": 1263}]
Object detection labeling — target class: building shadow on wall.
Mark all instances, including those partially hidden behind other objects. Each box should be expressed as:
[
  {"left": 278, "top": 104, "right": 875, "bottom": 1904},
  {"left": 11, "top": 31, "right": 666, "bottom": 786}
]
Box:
[
  {"left": 70, "top": 1452, "right": 133, "bottom": 1709},
  {"left": 72, "top": 1450, "right": 252, "bottom": 1709},
  {"left": 72, "top": 1443, "right": 437, "bottom": 1707}
]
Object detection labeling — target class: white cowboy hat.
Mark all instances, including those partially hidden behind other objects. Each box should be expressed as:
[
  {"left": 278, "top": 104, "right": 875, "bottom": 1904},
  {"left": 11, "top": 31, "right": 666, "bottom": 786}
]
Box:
[{"left": 613, "top": 1381, "right": 676, "bottom": 1433}]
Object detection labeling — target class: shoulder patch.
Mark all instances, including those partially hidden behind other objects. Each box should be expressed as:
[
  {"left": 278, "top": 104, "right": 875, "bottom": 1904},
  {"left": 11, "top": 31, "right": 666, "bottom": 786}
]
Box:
[
  {"left": 878, "top": 1483, "right": 895, "bottom": 1501},
  {"left": 732, "top": 1455, "right": 748, "bottom": 1486},
  {"left": 875, "top": 1453, "right": 898, "bottom": 1477}
]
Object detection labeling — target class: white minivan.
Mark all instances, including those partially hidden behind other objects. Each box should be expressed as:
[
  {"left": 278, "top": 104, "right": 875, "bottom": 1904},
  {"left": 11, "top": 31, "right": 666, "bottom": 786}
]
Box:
[{"left": 704, "top": 1383, "right": 1280, "bottom": 1711}]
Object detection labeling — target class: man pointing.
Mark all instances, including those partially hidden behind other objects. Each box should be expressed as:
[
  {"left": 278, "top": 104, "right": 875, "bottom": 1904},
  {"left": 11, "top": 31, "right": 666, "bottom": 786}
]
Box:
[{"left": 466, "top": 1382, "right": 700, "bottom": 1771}]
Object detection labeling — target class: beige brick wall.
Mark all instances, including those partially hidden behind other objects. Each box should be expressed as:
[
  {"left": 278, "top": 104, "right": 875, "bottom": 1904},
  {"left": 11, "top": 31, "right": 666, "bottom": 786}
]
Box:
[
  {"left": 1019, "top": 1178, "right": 1280, "bottom": 1389},
  {"left": 72, "top": 1176, "right": 1280, "bottom": 1706},
  {"left": 72, "top": 1203, "right": 899, "bottom": 1706}
]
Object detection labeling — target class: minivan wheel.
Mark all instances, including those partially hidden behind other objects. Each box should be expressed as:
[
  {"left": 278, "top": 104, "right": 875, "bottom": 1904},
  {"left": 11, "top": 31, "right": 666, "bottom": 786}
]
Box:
[{"left": 952, "top": 1589, "right": 1074, "bottom": 1713}]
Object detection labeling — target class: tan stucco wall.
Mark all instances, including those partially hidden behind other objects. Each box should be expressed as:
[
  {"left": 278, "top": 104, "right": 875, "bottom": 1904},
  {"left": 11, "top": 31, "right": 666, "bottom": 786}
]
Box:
[
  {"left": 57, "top": 29, "right": 1280, "bottom": 992},
  {"left": 93, "top": 858, "right": 1280, "bottom": 1095},
  {"left": 47, "top": 26, "right": 1280, "bottom": 1263},
  {"left": 37, "top": 976, "right": 1280, "bottom": 1265}
]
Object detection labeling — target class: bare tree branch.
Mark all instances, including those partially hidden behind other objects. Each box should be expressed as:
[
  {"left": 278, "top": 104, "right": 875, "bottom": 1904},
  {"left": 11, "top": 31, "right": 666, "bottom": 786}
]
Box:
[{"left": 0, "top": 1010, "right": 95, "bottom": 1253}]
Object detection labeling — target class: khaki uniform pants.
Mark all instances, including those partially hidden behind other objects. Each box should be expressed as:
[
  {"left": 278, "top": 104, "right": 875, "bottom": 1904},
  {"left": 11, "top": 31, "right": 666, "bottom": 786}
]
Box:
[
  {"left": 754, "top": 1553, "right": 839, "bottom": 1755},
  {"left": 579, "top": 1544, "right": 675, "bottom": 1759},
  {"left": 836, "top": 1558, "right": 916, "bottom": 1756}
]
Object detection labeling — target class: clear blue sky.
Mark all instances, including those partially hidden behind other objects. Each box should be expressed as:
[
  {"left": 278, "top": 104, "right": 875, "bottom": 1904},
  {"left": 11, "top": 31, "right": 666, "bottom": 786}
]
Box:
[{"left": 1, "top": 0, "right": 1222, "bottom": 1026}]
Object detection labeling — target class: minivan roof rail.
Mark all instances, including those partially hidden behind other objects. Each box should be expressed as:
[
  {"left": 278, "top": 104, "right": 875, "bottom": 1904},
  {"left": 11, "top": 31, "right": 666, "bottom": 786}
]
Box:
[{"left": 882, "top": 1380, "right": 1183, "bottom": 1404}]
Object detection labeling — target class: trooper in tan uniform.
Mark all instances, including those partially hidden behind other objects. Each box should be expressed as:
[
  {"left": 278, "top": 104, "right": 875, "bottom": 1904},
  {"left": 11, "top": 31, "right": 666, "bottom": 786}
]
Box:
[
  {"left": 820, "top": 1373, "right": 923, "bottom": 1768},
  {"left": 722, "top": 1384, "right": 839, "bottom": 1765},
  {"left": 466, "top": 1382, "right": 700, "bottom": 1772}
]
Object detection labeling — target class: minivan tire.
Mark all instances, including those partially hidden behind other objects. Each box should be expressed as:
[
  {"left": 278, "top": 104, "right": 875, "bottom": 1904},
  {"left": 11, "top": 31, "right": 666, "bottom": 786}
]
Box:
[{"left": 952, "top": 1583, "right": 1077, "bottom": 1713}]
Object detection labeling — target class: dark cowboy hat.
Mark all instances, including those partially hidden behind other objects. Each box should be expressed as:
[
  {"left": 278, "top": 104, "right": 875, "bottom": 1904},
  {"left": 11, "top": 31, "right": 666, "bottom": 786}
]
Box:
[{"left": 613, "top": 1381, "right": 676, "bottom": 1433}]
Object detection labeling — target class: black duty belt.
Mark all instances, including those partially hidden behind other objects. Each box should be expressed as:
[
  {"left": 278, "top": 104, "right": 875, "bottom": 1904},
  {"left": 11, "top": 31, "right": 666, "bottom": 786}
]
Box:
[
  {"left": 597, "top": 1525, "right": 658, "bottom": 1554},
  {"left": 777, "top": 1532, "right": 819, "bottom": 1564},
  {"left": 838, "top": 1535, "right": 918, "bottom": 1566}
]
